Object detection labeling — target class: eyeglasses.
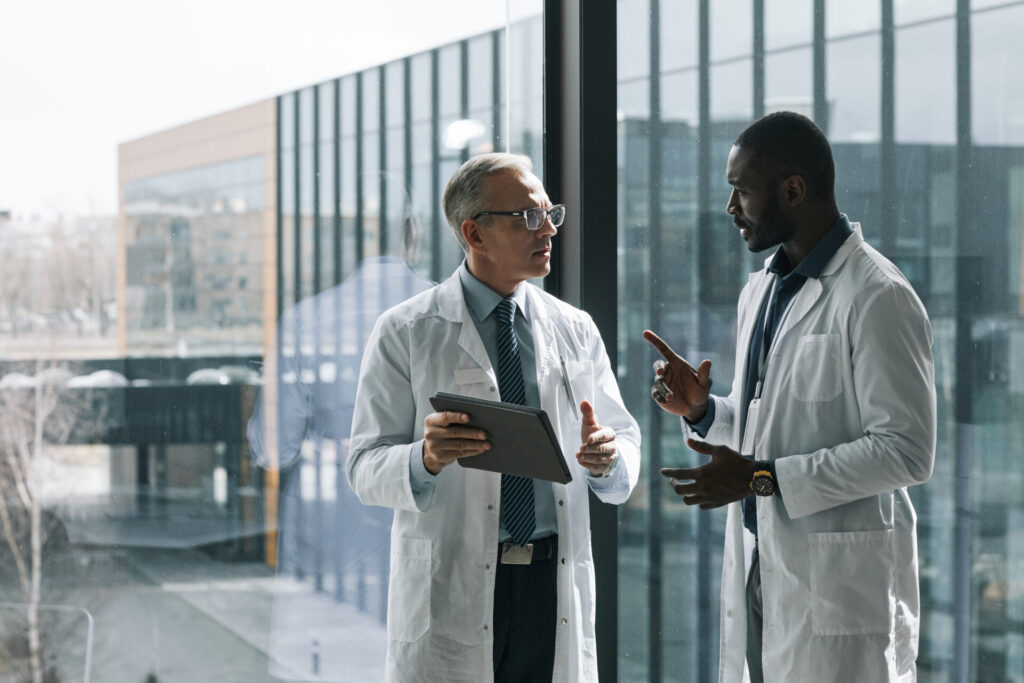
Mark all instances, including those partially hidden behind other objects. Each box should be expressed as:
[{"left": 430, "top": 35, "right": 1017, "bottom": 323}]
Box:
[{"left": 472, "top": 204, "right": 566, "bottom": 231}]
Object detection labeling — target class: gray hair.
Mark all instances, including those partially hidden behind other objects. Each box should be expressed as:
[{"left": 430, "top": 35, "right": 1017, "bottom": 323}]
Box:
[{"left": 442, "top": 152, "right": 535, "bottom": 251}]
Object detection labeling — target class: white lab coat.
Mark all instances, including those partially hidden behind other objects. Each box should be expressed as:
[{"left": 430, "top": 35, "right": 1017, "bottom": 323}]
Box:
[
  {"left": 347, "top": 270, "right": 641, "bottom": 683},
  {"left": 688, "top": 225, "right": 936, "bottom": 682}
]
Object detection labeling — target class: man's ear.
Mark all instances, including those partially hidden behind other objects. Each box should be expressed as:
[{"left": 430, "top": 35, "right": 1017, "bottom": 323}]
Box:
[
  {"left": 462, "top": 219, "right": 487, "bottom": 254},
  {"left": 782, "top": 174, "right": 807, "bottom": 209}
]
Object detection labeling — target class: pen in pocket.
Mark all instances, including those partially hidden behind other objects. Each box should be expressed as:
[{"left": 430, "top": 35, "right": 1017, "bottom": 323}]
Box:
[{"left": 560, "top": 356, "right": 579, "bottom": 419}]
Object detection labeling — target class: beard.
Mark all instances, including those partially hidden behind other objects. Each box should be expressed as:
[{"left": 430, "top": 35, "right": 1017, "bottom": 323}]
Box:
[{"left": 739, "top": 194, "right": 796, "bottom": 253}]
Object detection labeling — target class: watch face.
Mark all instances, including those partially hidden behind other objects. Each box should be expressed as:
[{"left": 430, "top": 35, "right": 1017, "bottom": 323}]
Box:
[{"left": 751, "top": 474, "right": 775, "bottom": 497}]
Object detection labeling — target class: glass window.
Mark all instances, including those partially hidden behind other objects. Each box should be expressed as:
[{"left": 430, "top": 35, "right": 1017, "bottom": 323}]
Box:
[
  {"left": 765, "top": 0, "right": 813, "bottom": 49},
  {"left": 895, "top": 0, "right": 955, "bottom": 24},
  {"left": 2, "top": 3, "right": 542, "bottom": 682},
  {"left": 711, "top": 0, "right": 753, "bottom": 61},
  {"left": 827, "top": 0, "right": 881, "bottom": 37},
  {"left": 616, "top": 2, "right": 1024, "bottom": 682},
  {"left": 827, "top": 34, "right": 882, "bottom": 143},
  {"left": 896, "top": 19, "right": 956, "bottom": 144}
]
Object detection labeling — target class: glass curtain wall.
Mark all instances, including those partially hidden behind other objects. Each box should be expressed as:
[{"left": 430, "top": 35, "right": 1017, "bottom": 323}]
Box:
[
  {"left": 0, "top": 6, "right": 541, "bottom": 683},
  {"left": 615, "top": 1, "right": 1024, "bottom": 681}
]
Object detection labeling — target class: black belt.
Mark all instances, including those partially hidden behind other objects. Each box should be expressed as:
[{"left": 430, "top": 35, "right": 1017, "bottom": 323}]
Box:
[{"left": 498, "top": 534, "right": 558, "bottom": 565}]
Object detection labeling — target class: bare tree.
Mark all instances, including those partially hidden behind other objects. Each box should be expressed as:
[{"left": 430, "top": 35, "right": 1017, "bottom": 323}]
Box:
[{"left": 0, "top": 363, "right": 85, "bottom": 683}]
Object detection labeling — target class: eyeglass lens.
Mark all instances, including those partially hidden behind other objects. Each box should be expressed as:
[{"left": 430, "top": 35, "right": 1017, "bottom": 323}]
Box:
[{"left": 526, "top": 205, "right": 565, "bottom": 230}]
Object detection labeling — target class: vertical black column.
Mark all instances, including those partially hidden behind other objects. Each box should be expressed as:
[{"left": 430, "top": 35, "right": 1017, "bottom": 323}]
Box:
[
  {"left": 696, "top": 3, "right": 714, "bottom": 682},
  {"left": 552, "top": 0, "right": 620, "bottom": 679},
  {"left": 544, "top": 8, "right": 563, "bottom": 298},
  {"left": 881, "top": 0, "right": 896, "bottom": 256},
  {"left": 954, "top": 1, "right": 975, "bottom": 681},
  {"left": 813, "top": 0, "right": 828, "bottom": 132},
  {"left": 647, "top": 1, "right": 664, "bottom": 681}
]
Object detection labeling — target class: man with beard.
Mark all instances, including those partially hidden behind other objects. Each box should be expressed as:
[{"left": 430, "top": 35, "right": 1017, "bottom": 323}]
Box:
[{"left": 643, "top": 111, "right": 936, "bottom": 682}]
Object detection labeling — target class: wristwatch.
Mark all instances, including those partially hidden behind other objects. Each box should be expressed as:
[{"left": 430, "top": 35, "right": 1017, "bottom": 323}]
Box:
[{"left": 749, "top": 462, "right": 776, "bottom": 497}]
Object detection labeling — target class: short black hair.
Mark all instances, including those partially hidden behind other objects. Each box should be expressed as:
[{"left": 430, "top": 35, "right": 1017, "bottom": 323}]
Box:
[{"left": 735, "top": 111, "right": 835, "bottom": 200}]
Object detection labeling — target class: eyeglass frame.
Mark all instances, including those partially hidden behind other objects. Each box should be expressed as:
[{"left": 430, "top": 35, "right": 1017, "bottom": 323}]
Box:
[{"left": 471, "top": 204, "right": 566, "bottom": 231}]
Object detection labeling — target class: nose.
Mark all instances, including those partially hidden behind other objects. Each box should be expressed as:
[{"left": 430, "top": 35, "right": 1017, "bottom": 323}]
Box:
[
  {"left": 537, "top": 214, "right": 558, "bottom": 238},
  {"left": 725, "top": 188, "right": 739, "bottom": 216}
]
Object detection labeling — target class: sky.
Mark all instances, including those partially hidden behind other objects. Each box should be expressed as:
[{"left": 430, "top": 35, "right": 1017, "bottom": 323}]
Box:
[{"left": 0, "top": 0, "right": 538, "bottom": 219}]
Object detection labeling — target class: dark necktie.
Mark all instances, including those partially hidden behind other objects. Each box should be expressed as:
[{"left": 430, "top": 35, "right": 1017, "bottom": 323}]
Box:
[{"left": 495, "top": 298, "right": 536, "bottom": 547}]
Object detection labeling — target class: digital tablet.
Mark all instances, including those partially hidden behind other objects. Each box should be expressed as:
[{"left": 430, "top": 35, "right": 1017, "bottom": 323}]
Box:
[{"left": 429, "top": 392, "right": 572, "bottom": 484}]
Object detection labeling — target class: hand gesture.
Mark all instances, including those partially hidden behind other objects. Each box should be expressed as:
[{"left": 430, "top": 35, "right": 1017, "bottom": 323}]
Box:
[
  {"left": 659, "top": 438, "right": 757, "bottom": 509},
  {"left": 576, "top": 400, "right": 618, "bottom": 477},
  {"left": 642, "top": 329, "right": 712, "bottom": 422},
  {"left": 422, "top": 411, "right": 490, "bottom": 474}
]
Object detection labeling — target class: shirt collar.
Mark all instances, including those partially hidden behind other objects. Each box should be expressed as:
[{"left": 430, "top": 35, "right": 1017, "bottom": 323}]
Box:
[
  {"left": 458, "top": 261, "right": 530, "bottom": 323},
  {"left": 768, "top": 214, "right": 853, "bottom": 281}
]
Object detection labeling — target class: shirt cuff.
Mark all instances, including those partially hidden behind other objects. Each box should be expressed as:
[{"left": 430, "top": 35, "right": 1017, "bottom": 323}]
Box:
[
  {"left": 586, "top": 458, "right": 620, "bottom": 488},
  {"left": 409, "top": 440, "right": 437, "bottom": 503},
  {"left": 767, "top": 459, "right": 782, "bottom": 499},
  {"left": 682, "top": 398, "right": 716, "bottom": 438}
]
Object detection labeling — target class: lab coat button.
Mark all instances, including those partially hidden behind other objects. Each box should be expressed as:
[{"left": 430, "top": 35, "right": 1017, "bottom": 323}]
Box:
[
  {"left": 489, "top": 386, "right": 496, "bottom": 392},
  {"left": 561, "top": 618, "right": 568, "bottom": 625},
  {"left": 487, "top": 504, "right": 494, "bottom": 510},
  {"left": 485, "top": 563, "right": 491, "bottom": 569},
  {"left": 561, "top": 558, "right": 566, "bottom": 564},
  {"left": 558, "top": 500, "right": 564, "bottom": 506},
  {"left": 726, "top": 609, "right": 733, "bottom": 618}
]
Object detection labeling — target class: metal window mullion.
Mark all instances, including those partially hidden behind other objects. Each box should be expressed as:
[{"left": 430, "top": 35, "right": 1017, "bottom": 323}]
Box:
[
  {"left": 881, "top": 0, "right": 896, "bottom": 256},
  {"left": 312, "top": 85, "right": 325, "bottom": 595},
  {"left": 813, "top": 0, "right": 828, "bottom": 132},
  {"left": 380, "top": 64, "right": 388, "bottom": 256},
  {"left": 647, "top": 1, "right": 665, "bottom": 681},
  {"left": 294, "top": 92, "right": 302, "bottom": 306},
  {"left": 430, "top": 49, "right": 441, "bottom": 281},
  {"left": 334, "top": 78, "right": 342, "bottom": 287},
  {"left": 492, "top": 29, "right": 503, "bottom": 151},
  {"left": 696, "top": 3, "right": 714, "bottom": 683},
  {"left": 953, "top": 1, "right": 974, "bottom": 682},
  {"left": 460, "top": 40, "right": 470, "bottom": 165},
  {"left": 356, "top": 73, "right": 365, "bottom": 264},
  {"left": 753, "top": 0, "right": 765, "bottom": 120}
]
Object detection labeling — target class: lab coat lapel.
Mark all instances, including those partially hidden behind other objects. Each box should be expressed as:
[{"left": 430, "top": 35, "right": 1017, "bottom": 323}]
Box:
[
  {"left": 437, "top": 271, "right": 496, "bottom": 381},
  {"left": 772, "top": 277, "right": 823, "bottom": 351}
]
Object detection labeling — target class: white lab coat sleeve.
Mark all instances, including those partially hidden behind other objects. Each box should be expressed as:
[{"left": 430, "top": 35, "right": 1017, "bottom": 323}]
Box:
[
  {"left": 346, "top": 313, "right": 434, "bottom": 513},
  {"left": 585, "top": 317, "right": 641, "bottom": 504},
  {"left": 776, "top": 282, "right": 936, "bottom": 519}
]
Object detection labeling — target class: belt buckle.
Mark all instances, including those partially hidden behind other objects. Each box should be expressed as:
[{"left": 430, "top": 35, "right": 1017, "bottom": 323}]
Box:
[{"left": 500, "top": 542, "right": 534, "bottom": 565}]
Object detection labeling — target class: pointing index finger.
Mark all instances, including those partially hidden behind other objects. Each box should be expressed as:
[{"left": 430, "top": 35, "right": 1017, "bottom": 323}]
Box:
[{"left": 642, "top": 329, "right": 681, "bottom": 362}]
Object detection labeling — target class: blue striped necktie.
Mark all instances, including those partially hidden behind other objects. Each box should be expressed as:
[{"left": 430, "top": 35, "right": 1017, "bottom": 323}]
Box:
[{"left": 495, "top": 298, "right": 536, "bottom": 547}]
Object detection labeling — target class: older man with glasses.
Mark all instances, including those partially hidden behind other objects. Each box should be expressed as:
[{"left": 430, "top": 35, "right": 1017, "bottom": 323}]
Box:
[{"left": 347, "top": 152, "right": 641, "bottom": 683}]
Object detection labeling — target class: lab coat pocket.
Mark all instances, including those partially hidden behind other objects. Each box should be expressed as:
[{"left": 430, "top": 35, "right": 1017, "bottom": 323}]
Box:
[
  {"left": 791, "top": 334, "right": 842, "bottom": 402},
  {"left": 454, "top": 367, "right": 495, "bottom": 399},
  {"left": 808, "top": 529, "right": 895, "bottom": 636},
  {"left": 387, "top": 536, "right": 432, "bottom": 642},
  {"left": 565, "top": 360, "right": 594, "bottom": 407}
]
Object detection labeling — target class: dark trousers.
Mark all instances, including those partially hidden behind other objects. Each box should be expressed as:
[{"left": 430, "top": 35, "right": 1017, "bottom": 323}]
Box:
[
  {"left": 492, "top": 537, "right": 558, "bottom": 682},
  {"left": 746, "top": 545, "right": 765, "bottom": 683}
]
